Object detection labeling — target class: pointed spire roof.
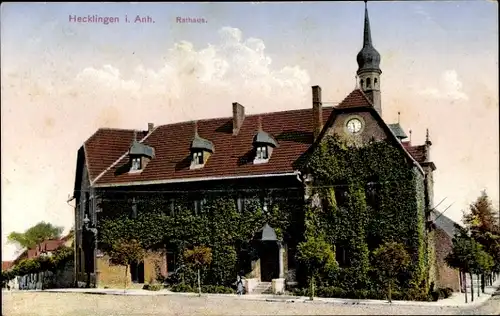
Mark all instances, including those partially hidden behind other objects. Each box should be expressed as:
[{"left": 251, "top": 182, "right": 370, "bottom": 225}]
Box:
[{"left": 356, "top": 1, "right": 381, "bottom": 75}]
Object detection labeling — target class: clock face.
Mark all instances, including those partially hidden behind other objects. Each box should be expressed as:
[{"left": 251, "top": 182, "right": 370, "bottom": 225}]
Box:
[{"left": 346, "top": 118, "right": 362, "bottom": 134}]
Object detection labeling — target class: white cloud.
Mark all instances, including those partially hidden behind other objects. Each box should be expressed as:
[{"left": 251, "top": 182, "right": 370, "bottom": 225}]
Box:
[
  {"left": 419, "top": 70, "right": 469, "bottom": 101},
  {"left": 73, "top": 26, "right": 311, "bottom": 113}
]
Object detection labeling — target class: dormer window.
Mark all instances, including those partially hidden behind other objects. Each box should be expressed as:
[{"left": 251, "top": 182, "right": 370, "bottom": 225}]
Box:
[
  {"left": 256, "top": 146, "right": 268, "bottom": 160},
  {"left": 193, "top": 151, "right": 204, "bottom": 165},
  {"left": 128, "top": 140, "right": 155, "bottom": 173},
  {"left": 253, "top": 130, "right": 278, "bottom": 165},
  {"left": 131, "top": 157, "right": 142, "bottom": 171},
  {"left": 190, "top": 128, "right": 214, "bottom": 170}
]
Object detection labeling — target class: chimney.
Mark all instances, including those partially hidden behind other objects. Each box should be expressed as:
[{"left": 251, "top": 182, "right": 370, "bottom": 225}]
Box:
[
  {"left": 312, "top": 85, "right": 323, "bottom": 140},
  {"left": 232, "top": 102, "right": 245, "bottom": 136},
  {"left": 148, "top": 123, "right": 154, "bottom": 133}
]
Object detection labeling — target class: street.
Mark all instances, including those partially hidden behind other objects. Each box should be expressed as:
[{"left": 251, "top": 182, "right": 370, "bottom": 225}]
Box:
[{"left": 2, "top": 291, "right": 499, "bottom": 316}]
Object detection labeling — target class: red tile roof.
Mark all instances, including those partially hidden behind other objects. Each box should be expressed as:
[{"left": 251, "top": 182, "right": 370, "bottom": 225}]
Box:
[
  {"left": 37, "top": 239, "right": 65, "bottom": 253},
  {"left": 402, "top": 142, "right": 427, "bottom": 163},
  {"left": 90, "top": 107, "right": 334, "bottom": 185},
  {"left": 84, "top": 88, "right": 430, "bottom": 186},
  {"left": 334, "top": 89, "right": 373, "bottom": 109},
  {"left": 2, "top": 261, "right": 13, "bottom": 271}
]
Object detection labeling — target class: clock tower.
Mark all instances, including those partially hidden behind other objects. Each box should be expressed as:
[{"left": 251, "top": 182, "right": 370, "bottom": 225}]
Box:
[{"left": 357, "top": 1, "right": 382, "bottom": 116}]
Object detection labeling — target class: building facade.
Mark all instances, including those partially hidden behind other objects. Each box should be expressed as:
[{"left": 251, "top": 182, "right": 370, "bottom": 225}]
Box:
[{"left": 73, "top": 3, "right": 446, "bottom": 293}]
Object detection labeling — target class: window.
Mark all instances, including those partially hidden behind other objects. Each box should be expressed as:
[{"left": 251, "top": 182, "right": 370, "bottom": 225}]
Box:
[
  {"left": 366, "top": 77, "right": 371, "bottom": 88},
  {"left": 193, "top": 199, "right": 206, "bottom": 215},
  {"left": 193, "top": 151, "right": 204, "bottom": 165},
  {"left": 131, "top": 198, "right": 138, "bottom": 219},
  {"left": 365, "top": 182, "right": 380, "bottom": 209},
  {"left": 235, "top": 197, "right": 244, "bottom": 213},
  {"left": 167, "top": 251, "right": 177, "bottom": 275},
  {"left": 169, "top": 199, "right": 175, "bottom": 216},
  {"left": 261, "top": 195, "right": 272, "bottom": 212},
  {"left": 256, "top": 146, "right": 268, "bottom": 160},
  {"left": 336, "top": 246, "right": 348, "bottom": 267},
  {"left": 131, "top": 157, "right": 141, "bottom": 171},
  {"left": 374, "top": 78, "right": 378, "bottom": 87},
  {"left": 360, "top": 79, "right": 364, "bottom": 87},
  {"left": 334, "top": 185, "right": 349, "bottom": 208}
]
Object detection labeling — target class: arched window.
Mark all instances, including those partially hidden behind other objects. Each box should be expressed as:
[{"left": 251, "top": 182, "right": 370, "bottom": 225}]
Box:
[
  {"left": 374, "top": 78, "right": 378, "bottom": 87},
  {"left": 360, "top": 79, "right": 364, "bottom": 87},
  {"left": 366, "top": 77, "right": 371, "bottom": 88}
]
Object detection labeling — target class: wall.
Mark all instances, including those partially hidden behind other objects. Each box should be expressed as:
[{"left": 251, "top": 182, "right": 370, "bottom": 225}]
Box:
[
  {"left": 75, "top": 159, "right": 91, "bottom": 276},
  {"left": 326, "top": 110, "right": 388, "bottom": 146},
  {"left": 434, "top": 227, "right": 461, "bottom": 291},
  {"left": 13, "top": 262, "right": 75, "bottom": 290},
  {"left": 96, "top": 251, "right": 166, "bottom": 288}
]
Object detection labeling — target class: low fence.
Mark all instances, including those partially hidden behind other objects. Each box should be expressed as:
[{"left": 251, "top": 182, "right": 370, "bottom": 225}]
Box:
[{"left": 8, "top": 262, "right": 74, "bottom": 290}]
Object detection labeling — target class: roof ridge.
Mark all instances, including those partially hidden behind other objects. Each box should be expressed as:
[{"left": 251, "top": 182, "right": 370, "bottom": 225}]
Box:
[
  {"left": 355, "top": 88, "right": 374, "bottom": 106},
  {"left": 151, "top": 106, "right": 335, "bottom": 129},
  {"left": 96, "top": 127, "right": 137, "bottom": 132},
  {"left": 90, "top": 127, "right": 159, "bottom": 186}
]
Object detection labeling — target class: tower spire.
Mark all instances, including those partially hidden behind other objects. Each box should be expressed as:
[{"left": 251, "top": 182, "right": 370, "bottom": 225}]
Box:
[
  {"left": 356, "top": 0, "right": 382, "bottom": 116},
  {"left": 363, "top": 0, "right": 372, "bottom": 47}
]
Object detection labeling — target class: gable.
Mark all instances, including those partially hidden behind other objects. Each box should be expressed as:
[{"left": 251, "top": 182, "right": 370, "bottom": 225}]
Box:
[
  {"left": 309, "top": 89, "right": 424, "bottom": 175},
  {"left": 325, "top": 110, "right": 389, "bottom": 145}
]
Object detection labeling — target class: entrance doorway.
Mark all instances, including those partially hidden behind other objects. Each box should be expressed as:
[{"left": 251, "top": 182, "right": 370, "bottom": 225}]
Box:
[
  {"left": 259, "top": 242, "right": 279, "bottom": 282},
  {"left": 130, "top": 261, "right": 145, "bottom": 283}
]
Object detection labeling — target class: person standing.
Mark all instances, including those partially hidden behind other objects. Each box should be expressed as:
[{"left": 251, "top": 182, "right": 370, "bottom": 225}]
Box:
[{"left": 236, "top": 273, "right": 245, "bottom": 295}]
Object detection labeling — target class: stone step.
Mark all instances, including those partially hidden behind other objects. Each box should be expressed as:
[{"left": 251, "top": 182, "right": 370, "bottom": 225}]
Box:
[{"left": 251, "top": 282, "right": 272, "bottom": 295}]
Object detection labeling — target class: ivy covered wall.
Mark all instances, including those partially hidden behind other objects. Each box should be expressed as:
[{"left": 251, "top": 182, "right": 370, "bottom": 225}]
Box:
[
  {"left": 96, "top": 180, "right": 305, "bottom": 287},
  {"left": 301, "top": 135, "right": 430, "bottom": 296},
  {"left": 92, "top": 134, "right": 431, "bottom": 297}
]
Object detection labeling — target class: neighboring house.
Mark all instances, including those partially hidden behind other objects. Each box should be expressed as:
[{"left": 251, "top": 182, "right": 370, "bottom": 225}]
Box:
[
  {"left": 11, "top": 234, "right": 73, "bottom": 265},
  {"left": 432, "top": 210, "right": 462, "bottom": 291},
  {"left": 2, "top": 261, "right": 14, "bottom": 271},
  {"left": 72, "top": 4, "right": 441, "bottom": 291}
]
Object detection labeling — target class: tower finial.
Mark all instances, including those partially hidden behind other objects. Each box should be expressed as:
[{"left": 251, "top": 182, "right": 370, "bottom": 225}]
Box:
[
  {"left": 257, "top": 116, "right": 263, "bottom": 131},
  {"left": 363, "top": 1, "right": 372, "bottom": 47},
  {"left": 398, "top": 111, "right": 401, "bottom": 124},
  {"left": 425, "top": 128, "right": 432, "bottom": 146},
  {"left": 409, "top": 129, "right": 412, "bottom": 143}
]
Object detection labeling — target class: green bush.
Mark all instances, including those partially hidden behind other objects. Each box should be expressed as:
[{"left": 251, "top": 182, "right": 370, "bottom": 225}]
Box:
[
  {"left": 442, "top": 287, "right": 453, "bottom": 298},
  {"left": 143, "top": 283, "right": 163, "bottom": 291},
  {"left": 291, "top": 286, "right": 436, "bottom": 301},
  {"left": 168, "top": 283, "right": 234, "bottom": 294},
  {"left": 430, "top": 290, "right": 440, "bottom": 301},
  {"left": 169, "top": 283, "right": 194, "bottom": 293}
]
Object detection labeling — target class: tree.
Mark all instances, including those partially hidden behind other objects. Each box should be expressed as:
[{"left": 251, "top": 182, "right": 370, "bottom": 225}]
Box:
[
  {"left": 183, "top": 245, "right": 213, "bottom": 296},
  {"left": 296, "top": 236, "right": 337, "bottom": 300},
  {"left": 471, "top": 248, "right": 494, "bottom": 297},
  {"left": 372, "top": 241, "right": 411, "bottom": 303},
  {"left": 462, "top": 191, "right": 500, "bottom": 292},
  {"left": 446, "top": 226, "right": 490, "bottom": 302},
  {"left": 108, "top": 239, "right": 145, "bottom": 291},
  {"left": 8, "top": 222, "right": 64, "bottom": 250}
]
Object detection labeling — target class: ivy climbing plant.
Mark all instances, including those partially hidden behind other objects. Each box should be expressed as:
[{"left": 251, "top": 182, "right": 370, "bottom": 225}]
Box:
[
  {"left": 97, "top": 190, "right": 305, "bottom": 287},
  {"left": 96, "top": 134, "right": 430, "bottom": 300},
  {"left": 300, "top": 134, "right": 429, "bottom": 298}
]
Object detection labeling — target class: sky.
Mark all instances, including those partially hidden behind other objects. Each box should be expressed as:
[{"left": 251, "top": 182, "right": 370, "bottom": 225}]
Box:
[{"left": 1, "top": 1, "right": 498, "bottom": 261}]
